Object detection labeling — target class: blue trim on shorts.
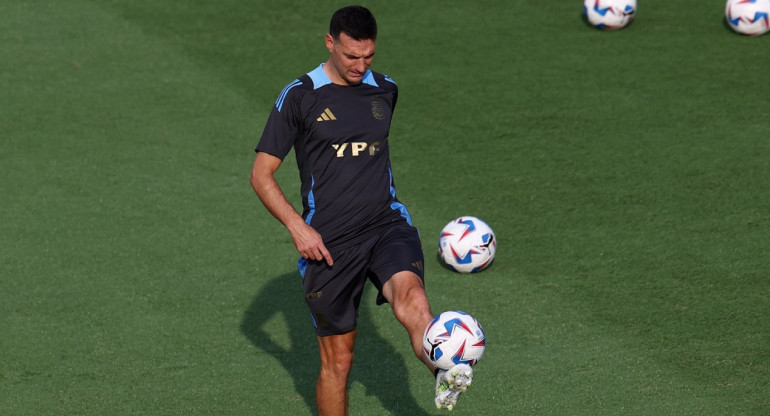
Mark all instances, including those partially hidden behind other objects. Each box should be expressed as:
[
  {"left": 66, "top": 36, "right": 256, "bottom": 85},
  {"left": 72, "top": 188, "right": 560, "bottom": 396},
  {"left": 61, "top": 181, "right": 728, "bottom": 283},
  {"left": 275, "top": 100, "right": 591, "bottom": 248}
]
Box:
[
  {"left": 297, "top": 257, "right": 308, "bottom": 278},
  {"left": 296, "top": 259, "right": 317, "bottom": 329}
]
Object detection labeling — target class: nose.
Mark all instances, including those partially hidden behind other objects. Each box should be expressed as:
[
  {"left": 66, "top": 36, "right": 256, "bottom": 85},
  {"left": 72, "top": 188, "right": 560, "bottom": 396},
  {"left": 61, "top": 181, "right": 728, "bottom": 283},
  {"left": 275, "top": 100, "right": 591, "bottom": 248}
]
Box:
[{"left": 355, "top": 59, "right": 367, "bottom": 73}]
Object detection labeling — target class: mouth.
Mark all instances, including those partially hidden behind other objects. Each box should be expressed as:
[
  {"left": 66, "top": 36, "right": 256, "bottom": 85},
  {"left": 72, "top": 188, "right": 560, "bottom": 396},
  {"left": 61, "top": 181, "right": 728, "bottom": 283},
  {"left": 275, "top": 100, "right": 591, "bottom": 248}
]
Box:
[{"left": 345, "top": 72, "right": 364, "bottom": 85}]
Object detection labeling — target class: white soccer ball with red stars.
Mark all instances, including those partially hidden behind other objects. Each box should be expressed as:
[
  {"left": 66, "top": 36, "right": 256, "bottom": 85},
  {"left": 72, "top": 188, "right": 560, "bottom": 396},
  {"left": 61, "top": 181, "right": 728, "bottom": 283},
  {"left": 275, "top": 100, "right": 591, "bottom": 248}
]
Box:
[
  {"left": 423, "top": 311, "right": 486, "bottom": 370},
  {"left": 584, "top": 0, "right": 637, "bottom": 30},
  {"left": 726, "top": 0, "right": 770, "bottom": 36},
  {"left": 438, "top": 216, "right": 496, "bottom": 273}
]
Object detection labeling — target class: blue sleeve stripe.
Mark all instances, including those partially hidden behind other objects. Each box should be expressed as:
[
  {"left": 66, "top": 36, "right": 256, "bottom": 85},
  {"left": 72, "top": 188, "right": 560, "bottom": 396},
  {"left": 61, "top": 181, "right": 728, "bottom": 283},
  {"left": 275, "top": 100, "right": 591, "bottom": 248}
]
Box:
[
  {"left": 384, "top": 75, "right": 396, "bottom": 85},
  {"left": 275, "top": 79, "right": 301, "bottom": 112}
]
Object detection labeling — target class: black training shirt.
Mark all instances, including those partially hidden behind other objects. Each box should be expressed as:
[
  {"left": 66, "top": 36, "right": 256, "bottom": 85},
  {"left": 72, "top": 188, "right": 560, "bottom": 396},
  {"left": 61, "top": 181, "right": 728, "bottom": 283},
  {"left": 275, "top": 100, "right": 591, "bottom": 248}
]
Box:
[{"left": 256, "top": 64, "right": 413, "bottom": 251}]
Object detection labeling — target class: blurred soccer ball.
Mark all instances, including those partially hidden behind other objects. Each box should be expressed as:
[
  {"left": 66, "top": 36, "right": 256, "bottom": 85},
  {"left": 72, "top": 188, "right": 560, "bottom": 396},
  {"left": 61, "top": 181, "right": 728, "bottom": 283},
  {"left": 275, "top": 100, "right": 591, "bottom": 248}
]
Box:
[
  {"left": 726, "top": 0, "right": 770, "bottom": 36},
  {"left": 438, "top": 216, "right": 496, "bottom": 273},
  {"left": 423, "top": 311, "right": 486, "bottom": 370},
  {"left": 584, "top": 0, "right": 637, "bottom": 30}
]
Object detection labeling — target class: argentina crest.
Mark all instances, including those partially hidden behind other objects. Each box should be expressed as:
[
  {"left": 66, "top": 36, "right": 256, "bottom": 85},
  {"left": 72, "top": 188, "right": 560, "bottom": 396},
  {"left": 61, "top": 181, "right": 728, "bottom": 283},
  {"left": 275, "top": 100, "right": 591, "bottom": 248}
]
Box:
[{"left": 371, "top": 97, "right": 386, "bottom": 120}]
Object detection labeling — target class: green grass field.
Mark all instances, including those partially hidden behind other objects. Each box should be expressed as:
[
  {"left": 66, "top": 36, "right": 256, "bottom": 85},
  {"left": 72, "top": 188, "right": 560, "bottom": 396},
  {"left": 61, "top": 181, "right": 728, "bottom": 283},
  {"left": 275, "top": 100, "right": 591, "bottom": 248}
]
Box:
[{"left": 2, "top": 0, "right": 768, "bottom": 414}]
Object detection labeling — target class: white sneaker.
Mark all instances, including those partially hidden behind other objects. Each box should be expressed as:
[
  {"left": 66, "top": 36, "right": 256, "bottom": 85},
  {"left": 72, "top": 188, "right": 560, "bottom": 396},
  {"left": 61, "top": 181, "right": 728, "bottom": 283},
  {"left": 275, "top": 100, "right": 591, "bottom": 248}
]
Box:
[{"left": 434, "top": 364, "right": 473, "bottom": 410}]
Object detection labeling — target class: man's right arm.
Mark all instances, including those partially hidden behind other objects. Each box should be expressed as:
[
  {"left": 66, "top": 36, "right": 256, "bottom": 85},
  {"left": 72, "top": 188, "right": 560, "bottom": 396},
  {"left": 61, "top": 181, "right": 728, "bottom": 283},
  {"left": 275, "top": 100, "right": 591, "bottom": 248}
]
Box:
[{"left": 250, "top": 151, "right": 333, "bottom": 266}]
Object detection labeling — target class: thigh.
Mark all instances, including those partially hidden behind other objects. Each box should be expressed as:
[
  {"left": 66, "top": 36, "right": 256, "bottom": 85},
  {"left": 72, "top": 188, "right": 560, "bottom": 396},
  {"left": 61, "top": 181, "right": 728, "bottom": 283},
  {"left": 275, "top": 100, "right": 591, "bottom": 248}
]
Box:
[{"left": 367, "top": 224, "right": 425, "bottom": 305}]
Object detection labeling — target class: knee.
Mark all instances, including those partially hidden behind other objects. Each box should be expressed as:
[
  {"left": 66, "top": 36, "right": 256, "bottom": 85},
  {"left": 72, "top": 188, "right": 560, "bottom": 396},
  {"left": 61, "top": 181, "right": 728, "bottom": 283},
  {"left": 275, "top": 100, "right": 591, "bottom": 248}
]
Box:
[
  {"left": 404, "top": 283, "right": 427, "bottom": 302},
  {"left": 395, "top": 283, "right": 429, "bottom": 313},
  {"left": 322, "top": 348, "right": 354, "bottom": 378},
  {"left": 385, "top": 272, "right": 426, "bottom": 304},
  {"left": 318, "top": 331, "right": 357, "bottom": 380}
]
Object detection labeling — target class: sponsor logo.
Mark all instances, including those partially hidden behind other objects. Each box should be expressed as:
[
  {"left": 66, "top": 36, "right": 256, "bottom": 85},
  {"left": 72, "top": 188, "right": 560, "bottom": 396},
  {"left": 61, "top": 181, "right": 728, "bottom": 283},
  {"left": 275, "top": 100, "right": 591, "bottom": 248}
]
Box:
[
  {"left": 316, "top": 108, "right": 337, "bottom": 122},
  {"left": 331, "top": 141, "right": 381, "bottom": 157}
]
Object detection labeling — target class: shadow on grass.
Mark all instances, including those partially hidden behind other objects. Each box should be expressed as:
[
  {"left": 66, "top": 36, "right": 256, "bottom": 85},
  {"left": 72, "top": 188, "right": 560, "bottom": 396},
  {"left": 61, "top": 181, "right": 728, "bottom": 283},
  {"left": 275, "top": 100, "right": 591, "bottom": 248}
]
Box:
[{"left": 240, "top": 271, "right": 428, "bottom": 415}]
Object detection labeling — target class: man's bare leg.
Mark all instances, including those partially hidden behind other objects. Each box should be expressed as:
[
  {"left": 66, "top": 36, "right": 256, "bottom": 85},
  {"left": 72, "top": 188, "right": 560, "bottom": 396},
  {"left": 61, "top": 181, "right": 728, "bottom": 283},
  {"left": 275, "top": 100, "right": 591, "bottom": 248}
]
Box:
[
  {"left": 316, "top": 330, "right": 357, "bottom": 416},
  {"left": 381, "top": 271, "right": 436, "bottom": 370}
]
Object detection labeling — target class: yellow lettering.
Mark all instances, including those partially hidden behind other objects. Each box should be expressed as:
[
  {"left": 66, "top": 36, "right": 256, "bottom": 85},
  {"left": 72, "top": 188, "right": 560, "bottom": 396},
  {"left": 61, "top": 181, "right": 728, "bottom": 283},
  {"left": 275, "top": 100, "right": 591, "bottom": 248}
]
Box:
[
  {"left": 332, "top": 143, "right": 348, "bottom": 157},
  {"left": 331, "top": 141, "right": 382, "bottom": 157},
  {"left": 351, "top": 142, "right": 367, "bottom": 156}
]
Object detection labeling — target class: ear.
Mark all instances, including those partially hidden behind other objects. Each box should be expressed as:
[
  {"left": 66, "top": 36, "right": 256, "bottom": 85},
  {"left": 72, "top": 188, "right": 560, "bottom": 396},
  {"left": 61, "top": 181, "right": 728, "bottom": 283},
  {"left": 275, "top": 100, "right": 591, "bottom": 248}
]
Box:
[{"left": 325, "top": 34, "right": 334, "bottom": 53}]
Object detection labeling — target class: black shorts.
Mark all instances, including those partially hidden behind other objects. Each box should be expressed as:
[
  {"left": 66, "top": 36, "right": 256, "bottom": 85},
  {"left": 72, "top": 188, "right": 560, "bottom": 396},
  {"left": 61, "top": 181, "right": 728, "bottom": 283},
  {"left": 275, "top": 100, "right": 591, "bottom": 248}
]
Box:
[{"left": 297, "top": 223, "right": 425, "bottom": 337}]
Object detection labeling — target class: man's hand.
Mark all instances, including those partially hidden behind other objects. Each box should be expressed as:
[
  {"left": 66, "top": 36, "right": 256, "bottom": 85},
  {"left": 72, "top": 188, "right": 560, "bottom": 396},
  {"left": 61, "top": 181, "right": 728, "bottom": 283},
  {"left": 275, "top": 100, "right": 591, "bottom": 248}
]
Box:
[
  {"left": 252, "top": 152, "right": 334, "bottom": 266},
  {"left": 288, "top": 220, "right": 334, "bottom": 266}
]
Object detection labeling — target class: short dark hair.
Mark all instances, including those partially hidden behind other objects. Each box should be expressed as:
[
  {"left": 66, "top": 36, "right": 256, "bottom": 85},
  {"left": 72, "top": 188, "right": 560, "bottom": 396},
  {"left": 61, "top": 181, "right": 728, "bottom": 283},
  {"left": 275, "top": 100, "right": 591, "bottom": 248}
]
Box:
[{"left": 329, "top": 6, "right": 377, "bottom": 41}]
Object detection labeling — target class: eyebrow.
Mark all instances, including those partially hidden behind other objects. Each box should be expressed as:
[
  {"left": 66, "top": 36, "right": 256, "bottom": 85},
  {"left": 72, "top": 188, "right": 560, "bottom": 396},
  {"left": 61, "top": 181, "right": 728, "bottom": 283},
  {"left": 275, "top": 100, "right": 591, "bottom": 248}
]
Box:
[{"left": 344, "top": 52, "right": 376, "bottom": 59}]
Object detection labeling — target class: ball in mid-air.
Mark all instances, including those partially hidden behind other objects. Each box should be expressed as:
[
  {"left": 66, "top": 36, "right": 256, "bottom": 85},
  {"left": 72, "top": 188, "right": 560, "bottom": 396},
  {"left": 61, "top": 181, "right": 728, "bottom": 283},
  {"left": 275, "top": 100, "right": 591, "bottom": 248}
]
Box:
[
  {"left": 423, "top": 311, "right": 486, "bottom": 370},
  {"left": 583, "top": 0, "right": 637, "bottom": 30},
  {"left": 438, "top": 216, "right": 496, "bottom": 273},
  {"left": 726, "top": 0, "right": 770, "bottom": 36}
]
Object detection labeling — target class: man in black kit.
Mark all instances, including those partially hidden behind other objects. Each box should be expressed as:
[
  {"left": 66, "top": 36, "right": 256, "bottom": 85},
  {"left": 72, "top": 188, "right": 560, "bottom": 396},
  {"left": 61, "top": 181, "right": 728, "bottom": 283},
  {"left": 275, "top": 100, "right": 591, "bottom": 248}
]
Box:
[{"left": 250, "top": 6, "right": 473, "bottom": 414}]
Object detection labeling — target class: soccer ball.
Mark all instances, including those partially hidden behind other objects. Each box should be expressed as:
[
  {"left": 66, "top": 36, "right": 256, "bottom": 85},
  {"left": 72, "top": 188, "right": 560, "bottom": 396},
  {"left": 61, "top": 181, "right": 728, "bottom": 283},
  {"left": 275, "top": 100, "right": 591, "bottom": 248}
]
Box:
[
  {"left": 438, "top": 216, "right": 496, "bottom": 273},
  {"left": 583, "top": 0, "right": 637, "bottom": 30},
  {"left": 423, "top": 311, "right": 486, "bottom": 370},
  {"left": 726, "top": 0, "right": 770, "bottom": 36}
]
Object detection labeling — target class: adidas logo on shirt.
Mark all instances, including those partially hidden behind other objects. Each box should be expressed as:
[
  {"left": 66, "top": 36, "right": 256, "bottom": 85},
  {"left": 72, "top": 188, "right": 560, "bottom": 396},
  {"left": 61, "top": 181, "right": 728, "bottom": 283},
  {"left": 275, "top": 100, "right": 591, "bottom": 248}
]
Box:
[{"left": 316, "top": 108, "right": 337, "bottom": 122}]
